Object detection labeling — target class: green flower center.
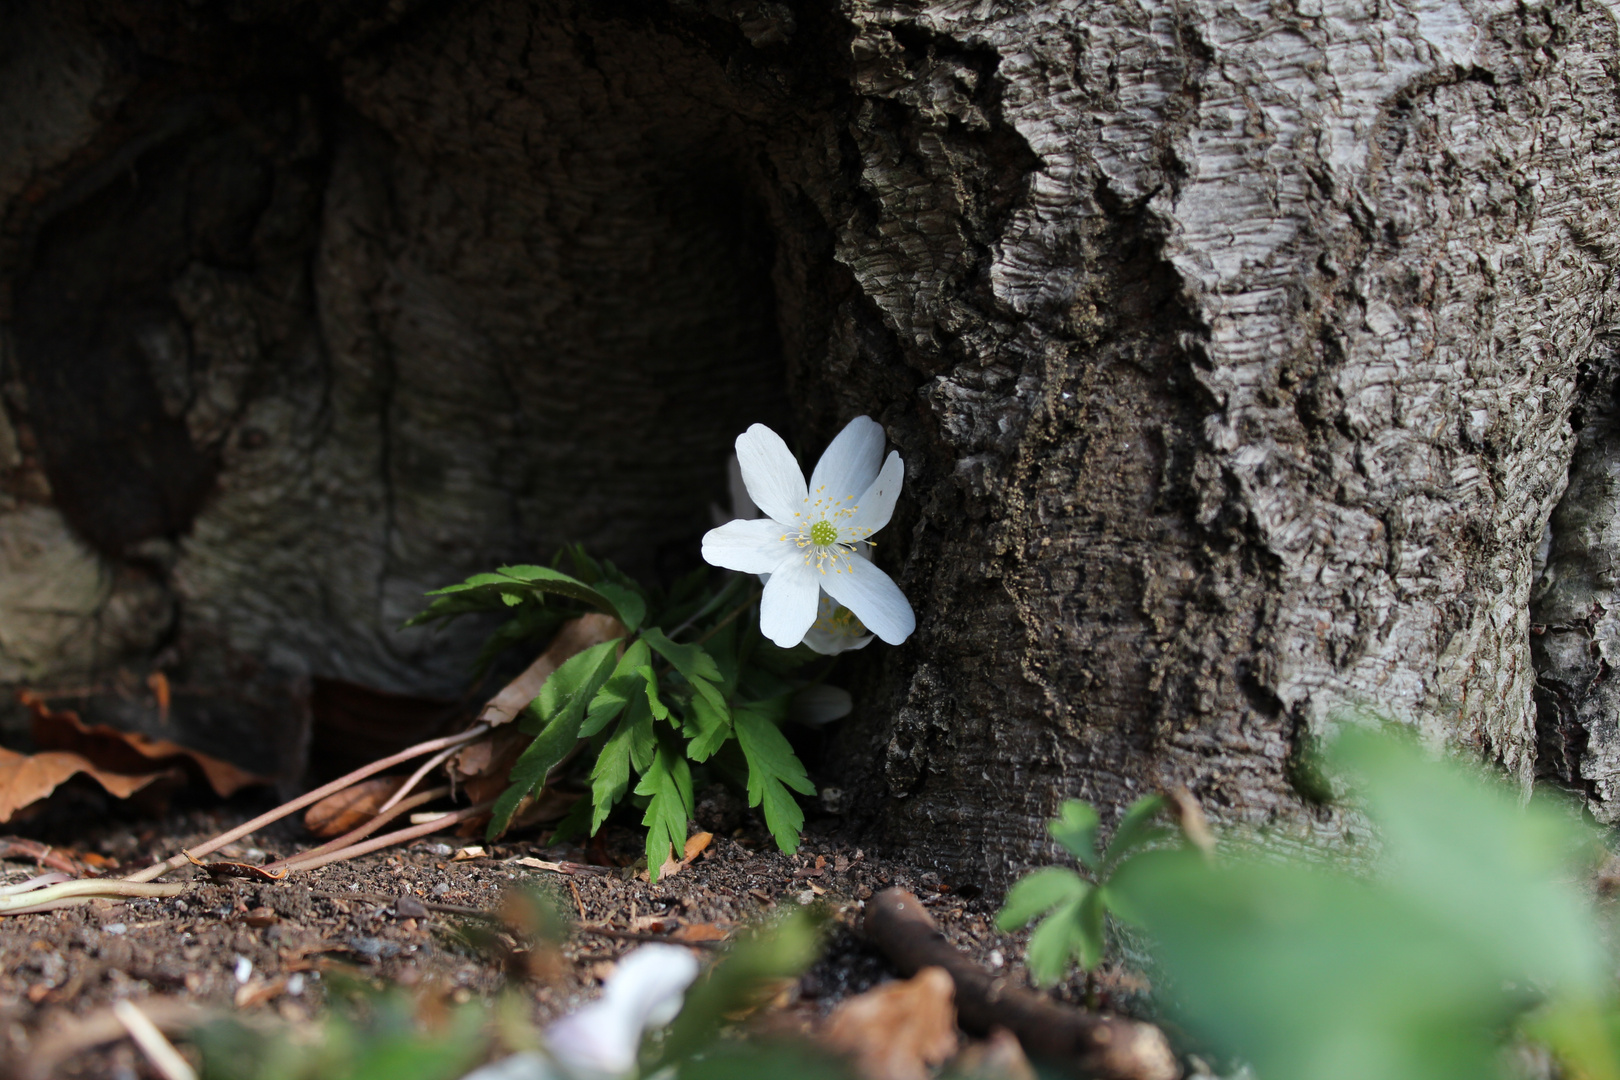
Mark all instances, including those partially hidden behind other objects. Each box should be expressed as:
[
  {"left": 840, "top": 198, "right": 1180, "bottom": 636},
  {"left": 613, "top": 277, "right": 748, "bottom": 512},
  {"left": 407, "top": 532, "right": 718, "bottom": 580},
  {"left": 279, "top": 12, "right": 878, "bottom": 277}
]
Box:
[{"left": 809, "top": 520, "right": 839, "bottom": 546}]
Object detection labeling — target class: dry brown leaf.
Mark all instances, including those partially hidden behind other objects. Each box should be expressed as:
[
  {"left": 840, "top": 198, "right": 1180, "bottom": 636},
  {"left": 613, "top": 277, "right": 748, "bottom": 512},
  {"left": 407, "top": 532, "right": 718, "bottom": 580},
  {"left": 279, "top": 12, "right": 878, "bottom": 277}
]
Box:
[
  {"left": 825, "top": 966, "right": 959, "bottom": 1080},
  {"left": 22, "top": 692, "right": 267, "bottom": 797},
  {"left": 475, "top": 613, "right": 627, "bottom": 729},
  {"left": 671, "top": 922, "right": 730, "bottom": 943},
  {"left": 0, "top": 745, "right": 175, "bottom": 824},
  {"left": 303, "top": 777, "right": 406, "bottom": 838},
  {"left": 684, "top": 831, "right": 713, "bottom": 860}
]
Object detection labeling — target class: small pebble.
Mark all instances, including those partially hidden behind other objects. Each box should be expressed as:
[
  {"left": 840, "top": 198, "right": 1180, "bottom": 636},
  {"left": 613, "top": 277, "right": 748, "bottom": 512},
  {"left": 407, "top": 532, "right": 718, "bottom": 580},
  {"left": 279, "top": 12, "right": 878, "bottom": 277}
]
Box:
[
  {"left": 433, "top": 883, "right": 451, "bottom": 896},
  {"left": 286, "top": 973, "right": 306, "bottom": 996},
  {"left": 428, "top": 844, "right": 454, "bottom": 857},
  {"left": 234, "top": 956, "right": 253, "bottom": 984},
  {"left": 103, "top": 924, "right": 126, "bottom": 935},
  {"left": 988, "top": 949, "right": 1004, "bottom": 970}
]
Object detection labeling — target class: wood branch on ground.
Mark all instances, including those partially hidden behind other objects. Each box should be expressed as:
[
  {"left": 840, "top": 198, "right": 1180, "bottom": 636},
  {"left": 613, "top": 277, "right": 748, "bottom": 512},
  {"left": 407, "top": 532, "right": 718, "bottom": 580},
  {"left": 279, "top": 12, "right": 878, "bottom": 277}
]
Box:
[{"left": 864, "top": 889, "right": 1180, "bottom": 1080}]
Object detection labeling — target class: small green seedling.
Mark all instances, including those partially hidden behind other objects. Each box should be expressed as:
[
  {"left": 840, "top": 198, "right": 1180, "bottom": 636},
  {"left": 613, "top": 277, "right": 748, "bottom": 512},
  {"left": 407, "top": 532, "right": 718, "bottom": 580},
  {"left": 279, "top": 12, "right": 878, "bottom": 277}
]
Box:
[{"left": 995, "top": 794, "right": 1174, "bottom": 985}]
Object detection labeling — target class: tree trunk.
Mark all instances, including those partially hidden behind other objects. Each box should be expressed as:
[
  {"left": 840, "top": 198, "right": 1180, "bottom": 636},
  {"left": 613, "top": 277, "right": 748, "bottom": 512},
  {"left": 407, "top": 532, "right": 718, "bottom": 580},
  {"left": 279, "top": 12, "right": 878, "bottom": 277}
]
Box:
[{"left": 2, "top": 0, "right": 1617, "bottom": 874}]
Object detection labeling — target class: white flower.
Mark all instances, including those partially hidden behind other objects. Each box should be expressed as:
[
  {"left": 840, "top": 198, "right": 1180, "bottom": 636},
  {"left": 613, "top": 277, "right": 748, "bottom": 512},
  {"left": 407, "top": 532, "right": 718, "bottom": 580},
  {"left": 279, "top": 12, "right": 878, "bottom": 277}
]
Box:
[
  {"left": 542, "top": 944, "right": 700, "bottom": 1079},
  {"left": 702, "top": 417, "right": 915, "bottom": 649},
  {"left": 803, "top": 591, "right": 875, "bottom": 655}
]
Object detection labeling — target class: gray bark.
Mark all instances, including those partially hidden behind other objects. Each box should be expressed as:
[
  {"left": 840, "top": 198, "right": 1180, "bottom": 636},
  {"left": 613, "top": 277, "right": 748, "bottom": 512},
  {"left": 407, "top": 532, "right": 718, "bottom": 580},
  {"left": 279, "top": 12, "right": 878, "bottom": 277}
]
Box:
[{"left": 1, "top": 0, "right": 1618, "bottom": 874}]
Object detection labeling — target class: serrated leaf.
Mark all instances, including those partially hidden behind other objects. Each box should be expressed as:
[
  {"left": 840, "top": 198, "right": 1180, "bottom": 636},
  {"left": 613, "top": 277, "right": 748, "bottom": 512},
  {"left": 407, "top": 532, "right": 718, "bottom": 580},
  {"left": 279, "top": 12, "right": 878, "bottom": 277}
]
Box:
[
  {"left": 590, "top": 713, "right": 640, "bottom": 834},
  {"left": 1048, "top": 800, "right": 1101, "bottom": 870},
  {"left": 1101, "top": 794, "right": 1170, "bottom": 873},
  {"left": 580, "top": 641, "right": 651, "bottom": 737},
  {"left": 996, "top": 866, "right": 1088, "bottom": 932},
  {"left": 642, "top": 627, "right": 728, "bottom": 716},
  {"left": 642, "top": 627, "right": 722, "bottom": 682},
  {"left": 636, "top": 746, "right": 694, "bottom": 881},
  {"left": 485, "top": 638, "right": 620, "bottom": 839},
  {"left": 684, "top": 692, "right": 732, "bottom": 762},
  {"left": 733, "top": 706, "right": 815, "bottom": 854},
  {"left": 637, "top": 665, "right": 670, "bottom": 722},
  {"left": 1027, "top": 894, "right": 1088, "bottom": 986}
]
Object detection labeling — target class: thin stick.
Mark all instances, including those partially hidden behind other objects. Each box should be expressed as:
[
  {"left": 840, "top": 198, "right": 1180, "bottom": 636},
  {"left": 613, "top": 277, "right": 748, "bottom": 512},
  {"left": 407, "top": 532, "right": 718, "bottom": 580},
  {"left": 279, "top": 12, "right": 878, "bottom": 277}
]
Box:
[
  {"left": 113, "top": 1000, "right": 197, "bottom": 1080},
  {"left": 375, "top": 744, "right": 463, "bottom": 815},
  {"left": 264, "top": 786, "right": 451, "bottom": 875},
  {"left": 280, "top": 801, "right": 493, "bottom": 875},
  {"left": 123, "top": 725, "right": 489, "bottom": 884}
]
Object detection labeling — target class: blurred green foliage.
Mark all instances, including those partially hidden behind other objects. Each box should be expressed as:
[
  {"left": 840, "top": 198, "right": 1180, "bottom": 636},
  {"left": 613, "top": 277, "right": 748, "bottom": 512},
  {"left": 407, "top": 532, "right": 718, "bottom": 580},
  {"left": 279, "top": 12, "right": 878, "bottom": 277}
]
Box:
[{"left": 1003, "top": 724, "right": 1619, "bottom": 1080}]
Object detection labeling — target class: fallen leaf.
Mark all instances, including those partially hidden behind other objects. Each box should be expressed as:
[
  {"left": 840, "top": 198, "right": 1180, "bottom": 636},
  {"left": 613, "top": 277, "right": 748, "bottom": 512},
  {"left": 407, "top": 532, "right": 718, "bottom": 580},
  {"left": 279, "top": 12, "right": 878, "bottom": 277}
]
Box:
[
  {"left": 643, "top": 830, "right": 716, "bottom": 882},
  {"left": 22, "top": 692, "right": 266, "bottom": 797},
  {"left": 453, "top": 846, "right": 487, "bottom": 861},
  {"left": 825, "top": 967, "right": 959, "bottom": 1080},
  {"left": 303, "top": 777, "right": 406, "bottom": 838},
  {"left": 628, "top": 914, "right": 679, "bottom": 934},
  {"left": 671, "top": 922, "right": 730, "bottom": 943},
  {"left": 183, "top": 851, "right": 289, "bottom": 883},
  {"left": 475, "top": 614, "right": 626, "bottom": 728},
  {"left": 0, "top": 745, "right": 175, "bottom": 824}
]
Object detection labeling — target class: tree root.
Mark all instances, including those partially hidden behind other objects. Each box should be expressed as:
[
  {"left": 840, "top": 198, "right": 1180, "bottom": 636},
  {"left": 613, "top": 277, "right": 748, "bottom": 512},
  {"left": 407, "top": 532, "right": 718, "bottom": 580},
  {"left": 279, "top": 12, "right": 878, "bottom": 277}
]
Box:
[{"left": 864, "top": 889, "right": 1180, "bottom": 1080}]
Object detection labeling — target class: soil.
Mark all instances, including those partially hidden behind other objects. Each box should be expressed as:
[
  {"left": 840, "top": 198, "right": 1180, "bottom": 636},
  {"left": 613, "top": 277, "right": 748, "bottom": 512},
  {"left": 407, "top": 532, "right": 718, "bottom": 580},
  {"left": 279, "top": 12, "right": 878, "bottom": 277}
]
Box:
[{"left": 0, "top": 787, "right": 1120, "bottom": 1080}]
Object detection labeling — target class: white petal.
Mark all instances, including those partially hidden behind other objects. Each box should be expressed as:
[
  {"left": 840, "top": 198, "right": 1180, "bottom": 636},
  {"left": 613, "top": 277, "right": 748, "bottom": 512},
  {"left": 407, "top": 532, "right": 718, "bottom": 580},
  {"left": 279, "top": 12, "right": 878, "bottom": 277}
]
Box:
[
  {"left": 819, "top": 555, "right": 915, "bottom": 645},
  {"left": 809, "top": 416, "right": 885, "bottom": 505},
  {"left": 845, "top": 451, "right": 904, "bottom": 537},
  {"left": 726, "top": 453, "right": 760, "bottom": 519},
  {"left": 803, "top": 626, "right": 875, "bottom": 656},
  {"left": 545, "top": 945, "right": 699, "bottom": 1079},
  {"left": 602, "top": 944, "right": 700, "bottom": 1031},
  {"left": 735, "top": 424, "right": 808, "bottom": 524},
  {"left": 759, "top": 555, "right": 822, "bottom": 647},
  {"left": 702, "top": 518, "right": 793, "bottom": 574}
]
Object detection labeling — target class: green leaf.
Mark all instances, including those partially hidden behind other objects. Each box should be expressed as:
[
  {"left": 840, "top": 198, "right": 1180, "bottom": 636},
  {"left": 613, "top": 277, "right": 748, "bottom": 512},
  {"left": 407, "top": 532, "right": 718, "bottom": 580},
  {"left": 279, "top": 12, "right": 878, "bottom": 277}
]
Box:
[
  {"left": 1075, "top": 880, "right": 1106, "bottom": 970},
  {"left": 410, "top": 564, "right": 642, "bottom": 629},
  {"left": 485, "top": 638, "right": 620, "bottom": 838},
  {"left": 593, "top": 581, "right": 646, "bottom": 632},
  {"left": 590, "top": 712, "right": 643, "bottom": 834},
  {"left": 684, "top": 692, "right": 733, "bottom": 763},
  {"left": 579, "top": 640, "right": 650, "bottom": 737},
  {"left": 733, "top": 706, "right": 815, "bottom": 854},
  {"left": 642, "top": 627, "right": 729, "bottom": 715},
  {"left": 1026, "top": 894, "right": 1088, "bottom": 986},
  {"left": 636, "top": 745, "right": 694, "bottom": 881},
  {"left": 1100, "top": 794, "right": 1170, "bottom": 874},
  {"left": 1048, "top": 800, "right": 1101, "bottom": 870},
  {"left": 995, "top": 866, "right": 1088, "bottom": 932}
]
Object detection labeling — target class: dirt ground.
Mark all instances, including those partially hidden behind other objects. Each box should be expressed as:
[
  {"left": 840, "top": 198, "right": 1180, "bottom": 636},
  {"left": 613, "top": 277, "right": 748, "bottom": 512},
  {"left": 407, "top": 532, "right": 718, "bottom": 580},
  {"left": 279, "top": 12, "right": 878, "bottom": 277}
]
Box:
[{"left": 0, "top": 785, "right": 1112, "bottom": 1080}]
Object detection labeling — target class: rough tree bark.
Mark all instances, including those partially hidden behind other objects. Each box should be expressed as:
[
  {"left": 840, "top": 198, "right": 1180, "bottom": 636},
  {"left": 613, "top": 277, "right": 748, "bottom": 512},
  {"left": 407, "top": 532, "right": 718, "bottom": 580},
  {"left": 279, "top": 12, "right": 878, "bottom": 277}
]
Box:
[{"left": 1, "top": 0, "right": 1617, "bottom": 877}]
